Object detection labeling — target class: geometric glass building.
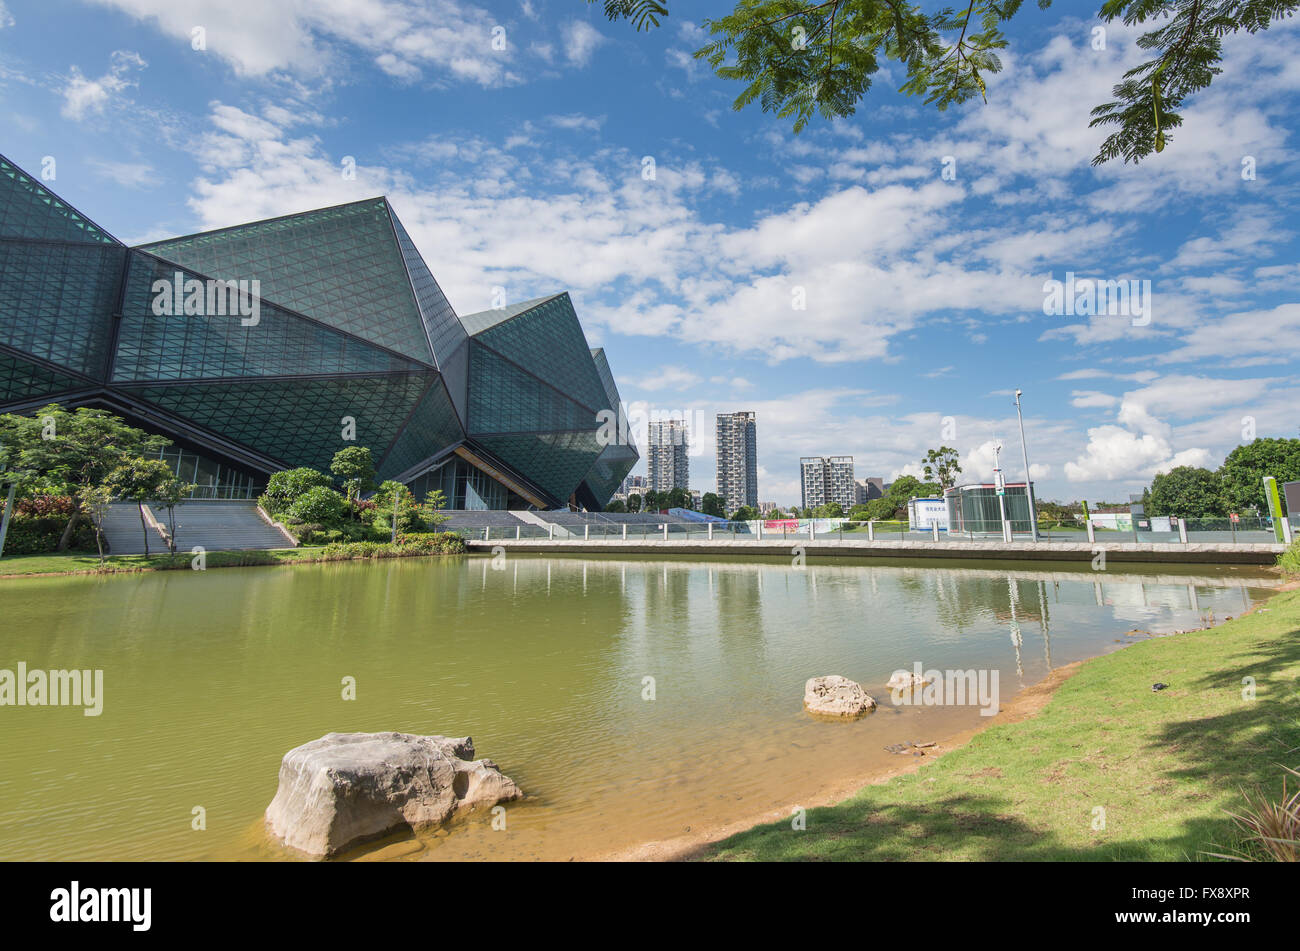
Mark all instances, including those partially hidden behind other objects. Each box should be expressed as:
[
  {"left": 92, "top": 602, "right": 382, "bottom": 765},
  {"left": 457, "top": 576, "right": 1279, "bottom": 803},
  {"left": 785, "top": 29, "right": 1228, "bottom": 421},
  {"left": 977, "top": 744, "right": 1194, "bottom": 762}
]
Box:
[{"left": 0, "top": 153, "right": 636, "bottom": 509}]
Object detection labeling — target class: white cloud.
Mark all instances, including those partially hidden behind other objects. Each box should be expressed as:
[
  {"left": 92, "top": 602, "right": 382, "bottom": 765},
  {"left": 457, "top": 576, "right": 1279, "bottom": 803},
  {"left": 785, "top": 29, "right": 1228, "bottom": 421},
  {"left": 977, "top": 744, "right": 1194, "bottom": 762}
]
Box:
[
  {"left": 563, "top": 20, "right": 605, "bottom": 67},
  {"left": 86, "top": 0, "right": 524, "bottom": 86},
  {"left": 87, "top": 158, "right": 155, "bottom": 188},
  {"left": 1064, "top": 426, "right": 1211, "bottom": 483},
  {"left": 628, "top": 366, "right": 701, "bottom": 391},
  {"left": 60, "top": 50, "right": 145, "bottom": 120}
]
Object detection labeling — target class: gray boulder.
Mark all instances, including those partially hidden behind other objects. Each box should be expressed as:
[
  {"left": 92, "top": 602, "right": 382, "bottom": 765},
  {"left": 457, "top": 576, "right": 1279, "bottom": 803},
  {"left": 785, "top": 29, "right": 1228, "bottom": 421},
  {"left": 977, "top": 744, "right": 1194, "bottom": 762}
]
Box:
[
  {"left": 803, "top": 675, "right": 877, "bottom": 718},
  {"left": 265, "top": 732, "right": 522, "bottom": 856}
]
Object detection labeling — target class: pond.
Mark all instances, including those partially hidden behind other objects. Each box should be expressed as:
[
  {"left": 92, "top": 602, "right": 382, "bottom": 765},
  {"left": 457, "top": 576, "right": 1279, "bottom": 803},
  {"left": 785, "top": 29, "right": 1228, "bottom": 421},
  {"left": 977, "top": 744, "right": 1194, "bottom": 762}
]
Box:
[{"left": 0, "top": 554, "right": 1279, "bottom": 860}]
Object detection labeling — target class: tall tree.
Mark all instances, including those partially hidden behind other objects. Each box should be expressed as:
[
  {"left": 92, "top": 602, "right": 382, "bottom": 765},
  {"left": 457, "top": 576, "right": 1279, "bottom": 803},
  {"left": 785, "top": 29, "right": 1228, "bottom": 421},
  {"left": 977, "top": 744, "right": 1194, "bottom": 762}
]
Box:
[
  {"left": 1219, "top": 438, "right": 1300, "bottom": 515},
  {"left": 0, "top": 405, "right": 169, "bottom": 550},
  {"left": 1147, "top": 465, "right": 1226, "bottom": 519},
  {"left": 922, "top": 446, "right": 962, "bottom": 490},
  {"left": 592, "top": 0, "right": 1297, "bottom": 165},
  {"left": 701, "top": 492, "right": 726, "bottom": 518}
]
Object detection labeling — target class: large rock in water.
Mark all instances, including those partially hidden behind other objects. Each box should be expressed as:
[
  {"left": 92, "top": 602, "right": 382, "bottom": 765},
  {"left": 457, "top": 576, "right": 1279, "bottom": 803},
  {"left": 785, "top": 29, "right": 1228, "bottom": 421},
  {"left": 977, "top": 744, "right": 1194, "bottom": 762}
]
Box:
[
  {"left": 265, "top": 732, "right": 522, "bottom": 856},
  {"left": 803, "top": 675, "right": 877, "bottom": 718}
]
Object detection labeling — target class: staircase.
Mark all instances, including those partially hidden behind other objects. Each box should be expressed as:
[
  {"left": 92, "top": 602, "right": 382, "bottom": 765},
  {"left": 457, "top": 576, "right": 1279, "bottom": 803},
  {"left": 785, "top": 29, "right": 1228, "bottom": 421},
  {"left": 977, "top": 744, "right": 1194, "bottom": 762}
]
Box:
[
  {"left": 100, "top": 503, "right": 167, "bottom": 555},
  {"left": 162, "top": 501, "right": 295, "bottom": 553},
  {"left": 510, "top": 509, "right": 573, "bottom": 537}
]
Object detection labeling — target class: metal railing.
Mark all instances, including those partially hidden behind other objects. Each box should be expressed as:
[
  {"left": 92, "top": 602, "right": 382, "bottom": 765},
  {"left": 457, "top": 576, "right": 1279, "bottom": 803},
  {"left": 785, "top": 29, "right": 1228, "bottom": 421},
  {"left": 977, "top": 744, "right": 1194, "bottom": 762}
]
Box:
[{"left": 446, "top": 515, "right": 1297, "bottom": 546}]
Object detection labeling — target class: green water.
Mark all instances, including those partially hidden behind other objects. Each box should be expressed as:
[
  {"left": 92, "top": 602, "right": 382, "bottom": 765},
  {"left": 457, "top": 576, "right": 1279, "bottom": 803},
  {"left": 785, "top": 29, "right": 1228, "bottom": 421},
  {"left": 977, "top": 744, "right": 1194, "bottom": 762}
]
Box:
[{"left": 0, "top": 555, "right": 1280, "bottom": 861}]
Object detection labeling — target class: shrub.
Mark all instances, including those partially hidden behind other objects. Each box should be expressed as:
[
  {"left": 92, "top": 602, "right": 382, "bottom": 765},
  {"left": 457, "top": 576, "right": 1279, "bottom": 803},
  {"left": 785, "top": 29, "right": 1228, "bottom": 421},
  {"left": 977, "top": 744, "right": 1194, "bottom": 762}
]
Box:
[
  {"left": 1279, "top": 539, "right": 1300, "bottom": 576},
  {"left": 16, "top": 494, "right": 77, "bottom": 518},
  {"left": 1, "top": 514, "right": 96, "bottom": 554},
  {"left": 287, "top": 486, "right": 346, "bottom": 525},
  {"left": 396, "top": 531, "right": 466, "bottom": 554},
  {"left": 260, "top": 467, "right": 333, "bottom": 515}
]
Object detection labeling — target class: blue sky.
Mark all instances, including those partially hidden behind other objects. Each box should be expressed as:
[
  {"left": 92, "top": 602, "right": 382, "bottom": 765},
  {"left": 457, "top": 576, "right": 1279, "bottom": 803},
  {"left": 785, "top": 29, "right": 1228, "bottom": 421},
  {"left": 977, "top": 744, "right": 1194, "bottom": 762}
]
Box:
[{"left": 2, "top": 0, "right": 1297, "bottom": 507}]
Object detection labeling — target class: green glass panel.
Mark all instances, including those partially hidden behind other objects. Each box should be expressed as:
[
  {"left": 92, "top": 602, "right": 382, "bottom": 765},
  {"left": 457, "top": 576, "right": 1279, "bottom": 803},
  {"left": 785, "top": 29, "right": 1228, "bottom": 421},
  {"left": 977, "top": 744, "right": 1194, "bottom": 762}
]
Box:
[
  {"left": 119, "top": 373, "right": 436, "bottom": 474},
  {"left": 0, "top": 240, "right": 123, "bottom": 379},
  {"left": 0, "top": 350, "right": 88, "bottom": 405},
  {"left": 467, "top": 342, "right": 595, "bottom": 435},
  {"left": 138, "top": 199, "right": 434, "bottom": 364},
  {"left": 471, "top": 294, "right": 609, "bottom": 413},
  {"left": 582, "top": 441, "right": 638, "bottom": 506},
  {"left": 389, "top": 210, "right": 466, "bottom": 365},
  {"left": 459, "top": 294, "right": 557, "bottom": 336},
  {"left": 0, "top": 155, "right": 119, "bottom": 245},
  {"left": 474, "top": 430, "right": 603, "bottom": 504},
  {"left": 113, "top": 251, "right": 426, "bottom": 382},
  {"left": 376, "top": 378, "right": 465, "bottom": 480}
]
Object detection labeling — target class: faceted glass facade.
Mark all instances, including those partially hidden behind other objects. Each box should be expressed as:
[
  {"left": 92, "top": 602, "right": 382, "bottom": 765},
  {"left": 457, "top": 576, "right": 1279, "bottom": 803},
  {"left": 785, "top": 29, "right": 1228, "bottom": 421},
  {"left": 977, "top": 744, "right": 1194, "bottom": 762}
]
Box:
[{"left": 0, "top": 153, "right": 635, "bottom": 508}]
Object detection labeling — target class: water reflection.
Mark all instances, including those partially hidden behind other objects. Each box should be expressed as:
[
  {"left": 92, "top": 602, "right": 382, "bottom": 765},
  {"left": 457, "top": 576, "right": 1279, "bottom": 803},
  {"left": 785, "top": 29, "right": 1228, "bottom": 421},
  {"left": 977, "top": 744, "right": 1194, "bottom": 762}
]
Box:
[{"left": 0, "top": 556, "right": 1279, "bottom": 862}]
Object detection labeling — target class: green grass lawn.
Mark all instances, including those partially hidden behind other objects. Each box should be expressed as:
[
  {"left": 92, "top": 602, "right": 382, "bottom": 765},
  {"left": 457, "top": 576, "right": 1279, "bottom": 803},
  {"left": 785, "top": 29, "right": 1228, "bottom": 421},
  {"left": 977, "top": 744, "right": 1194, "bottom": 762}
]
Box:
[
  {"left": 703, "top": 585, "right": 1300, "bottom": 861},
  {"left": 0, "top": 548, "right": 326, "bottom": 576},
  {"left": 0, "top": 542, "right": 464, "bottom": 577}
]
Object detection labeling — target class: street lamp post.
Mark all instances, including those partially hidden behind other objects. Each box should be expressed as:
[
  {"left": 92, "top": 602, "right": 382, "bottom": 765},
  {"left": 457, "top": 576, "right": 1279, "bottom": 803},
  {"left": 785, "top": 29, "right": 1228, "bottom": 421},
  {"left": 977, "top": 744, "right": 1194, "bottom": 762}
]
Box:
[
  {"left": 993, "top": 441, "right": 1009, "bottom": 541},
  {"left": 1014, "top": 389, "right": 1039, "bottom": 541}
]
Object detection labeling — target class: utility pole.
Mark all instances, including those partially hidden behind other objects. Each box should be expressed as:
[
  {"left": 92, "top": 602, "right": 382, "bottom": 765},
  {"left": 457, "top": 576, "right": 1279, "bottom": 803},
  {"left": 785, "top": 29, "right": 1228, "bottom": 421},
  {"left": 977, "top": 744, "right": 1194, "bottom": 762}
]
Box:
[
  {"left": 1014, "top": 389, "right": 1039, "bottom": 541},
  {"left": 993, "top": 441, "right": 1009, "bottom": 540}
]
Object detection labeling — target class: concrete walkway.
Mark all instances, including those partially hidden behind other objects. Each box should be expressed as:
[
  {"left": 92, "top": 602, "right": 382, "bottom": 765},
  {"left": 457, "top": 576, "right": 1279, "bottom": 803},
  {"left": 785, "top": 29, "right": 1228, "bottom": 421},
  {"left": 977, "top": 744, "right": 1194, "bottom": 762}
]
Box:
[{"left": 463, "top": 537, "right": 1286, "bottom": 565}]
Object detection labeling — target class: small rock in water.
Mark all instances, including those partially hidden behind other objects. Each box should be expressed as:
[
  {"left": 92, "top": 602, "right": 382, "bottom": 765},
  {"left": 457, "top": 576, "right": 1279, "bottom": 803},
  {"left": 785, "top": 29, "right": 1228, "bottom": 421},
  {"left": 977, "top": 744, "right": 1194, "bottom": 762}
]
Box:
[
  {"left": 804, "top": 675, "right": 876, "bottom": 718},
  {"left": 1151, "top": 682, "right": 1169, "bottom": 692},
  {"left": 886, "top": 670, "right": 928, "bottom": 690},
  {"left": 884, "top": 740, "right": 935, "bottom": 756}
]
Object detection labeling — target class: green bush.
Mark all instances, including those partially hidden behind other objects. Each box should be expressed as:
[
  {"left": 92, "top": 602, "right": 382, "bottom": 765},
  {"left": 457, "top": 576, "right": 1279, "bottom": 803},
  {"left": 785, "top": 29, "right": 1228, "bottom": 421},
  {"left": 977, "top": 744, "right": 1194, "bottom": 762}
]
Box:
[
  {"left": 1279, "top": 539, "right": 1300, "bottom": 576},
  {"left": 287, "top": 486, "right": 346, "bottom": 525},
  {"left": 260, "top": 468, "right": 333, "bottom": 515},
  {"left": 1, "top": 514, "right": 96, "bottom": 554},
  {"left": 396, "top": 531, "right": 466, "bottom": 554}
]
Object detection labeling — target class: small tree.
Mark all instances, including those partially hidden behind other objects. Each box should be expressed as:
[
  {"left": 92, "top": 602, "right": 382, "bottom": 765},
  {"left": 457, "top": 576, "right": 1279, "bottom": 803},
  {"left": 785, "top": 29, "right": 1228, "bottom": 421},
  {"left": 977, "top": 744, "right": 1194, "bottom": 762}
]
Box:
[
  {"left": 106, "top": 457, "right": 185, "bottom": 557},
  {"left": 373, "top": 480, "right": 421, "bottom": 535},
  {"left": 665, "top": 486, "right": 691, "bottom": 509},
  {"left": 701, "top": 492, "right": 726, "bottom": 518},
  {"left": 81, "top": 485, "right": 115, "bottom": 564},
  {"left": 330, "top": 446, "right": 376, "bottom": 504},
  {"left": 604, "top": 499, "right": 627, "bottom": 513},
  {"left": 627, "top": 492, "right": 642, "bottom": 513},
  {"left": 643, "top": 489, "right": 660, "bottom": 512},
  {"left": 421, "top": 488, "right": 449, "bottom": 528},
  {"left": 732, "top": 504, "right": 759, "bottom": 521},
  {"left": 153, "top": 472, "right": 196, "bottom": 553}
]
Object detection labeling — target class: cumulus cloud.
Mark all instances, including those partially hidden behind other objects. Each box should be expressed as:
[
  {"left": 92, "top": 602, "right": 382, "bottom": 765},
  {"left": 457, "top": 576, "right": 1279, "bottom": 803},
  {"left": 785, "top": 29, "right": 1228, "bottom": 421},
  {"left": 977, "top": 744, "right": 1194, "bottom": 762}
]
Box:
[{"left": 1064, "top": 426, "right": 1212, "bottom": 483}]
